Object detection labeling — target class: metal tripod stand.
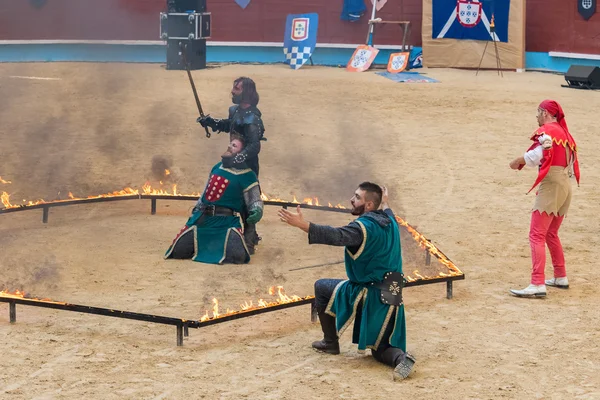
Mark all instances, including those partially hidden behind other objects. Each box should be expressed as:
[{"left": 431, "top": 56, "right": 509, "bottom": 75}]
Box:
[{"left": 476, "top": 17, "right": 503, "bottom": 77}]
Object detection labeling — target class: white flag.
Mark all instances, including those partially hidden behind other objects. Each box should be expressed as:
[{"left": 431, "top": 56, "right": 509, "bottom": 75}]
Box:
[{"left": 376, "top": 0, "right": 387, "bottom": 11}]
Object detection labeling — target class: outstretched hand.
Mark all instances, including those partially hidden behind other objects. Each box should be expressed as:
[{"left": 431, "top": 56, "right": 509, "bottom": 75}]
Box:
[
  {"left": 380, "top": 185, "right": 390, "bottom": 210},
  {"left": 278, "top": 206, "right": 310, "bottom": 233}
]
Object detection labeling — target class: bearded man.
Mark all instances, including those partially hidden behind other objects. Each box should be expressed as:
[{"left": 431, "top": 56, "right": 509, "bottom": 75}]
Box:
[
  {"left": 164, "top": 134, "right": 263, "bottom": 264},
  {"left": 197, "top": 77, "right": 265, "bottom": 253},
  {"left": 278, "top": 182, "right": 416, "bottom": 381},
  {"left": 509, "top": 100, "right": 580, "bottom": 298}
]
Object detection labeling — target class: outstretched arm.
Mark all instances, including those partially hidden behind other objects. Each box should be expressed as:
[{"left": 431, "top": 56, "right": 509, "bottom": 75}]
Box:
[{"left": 278, "top": 206, "right": 363, "bottom": 247}]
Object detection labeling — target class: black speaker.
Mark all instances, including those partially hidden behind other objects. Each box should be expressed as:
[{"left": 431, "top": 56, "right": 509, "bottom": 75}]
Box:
[
  {"left": 163, "top": 0, "right": 209, "bottom": 70},
  {"left": 166, "top": 39, "right": 206, "bottom": 70},
  {"left": 167, "top": 0, "right": 206, "bottom": 12},
  {"left": 564, "top": 65, "right": 600, "bottom": 89}
]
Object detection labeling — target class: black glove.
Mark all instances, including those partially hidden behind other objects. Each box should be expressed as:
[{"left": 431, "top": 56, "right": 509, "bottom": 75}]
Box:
[{"left": 197, "top": 115, "right": 216, "bottom": 129}]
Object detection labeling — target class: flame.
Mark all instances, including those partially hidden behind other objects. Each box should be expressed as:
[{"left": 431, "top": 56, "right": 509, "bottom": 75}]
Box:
[
  {"left": 1, "top": 177, "right": 344, "bottom": 211},
  {"left": 394, "top": 215, "right": 463, "bottom": 277},
  {"left": 0, "top": 178, "right": 203, "bottom": 210},
  {"left": 199, "top": 286, "right": 312, "bottom": 322},
  {"left": 200, "top": 310, "right": 209, "bottom": 322},
  {"left": 0, "top": 183, "right": 460, "bottom": 281},
  {"left": 240, "top": 300, "right": 253, "bottom": 310},
  {"left": 0, "top": 289, "right": 65, "bottom": 304},
  {"left": 212, "top": 298, "right": 220, "bottom": 318},
  {"left": 1, "top": 191, "right": 12, "bottom": 208}
]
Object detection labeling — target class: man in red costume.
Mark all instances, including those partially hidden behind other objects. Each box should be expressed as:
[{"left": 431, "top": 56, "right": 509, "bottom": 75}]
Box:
[{"left": 508, "top": 100, "right": 580, "bottom": 298}]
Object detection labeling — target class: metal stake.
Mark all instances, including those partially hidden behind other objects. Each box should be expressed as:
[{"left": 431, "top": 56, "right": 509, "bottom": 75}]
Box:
[
  {"left": 42, "top": 206, "right": 49, "bottom": 223},
  {"left": 446, "top": 281, "right": 453, "bottom": 300},
  {"left": 425, "top": 250, "right": 431, "bottom": 266},
  {"left": 9, "top": 302, "right": 16, "bottom": 323},
  {"left": 177, "top": 325, "right": 183, "bottom": 346},
  {"left": 151, "top": 198, "right": 157, "bottom": 215},
  {"left": 184, "top": 325, "right": 189, "bottom": 337}
]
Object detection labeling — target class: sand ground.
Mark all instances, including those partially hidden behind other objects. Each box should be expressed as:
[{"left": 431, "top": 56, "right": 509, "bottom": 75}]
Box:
[{"left": 1, "top": 62, "right": 599, "bottom": 399}]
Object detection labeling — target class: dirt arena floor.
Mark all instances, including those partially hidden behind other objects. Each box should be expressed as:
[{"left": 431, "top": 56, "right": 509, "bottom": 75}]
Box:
[{"left": 1, "top": 62, "right": 600, "bottom": 399}]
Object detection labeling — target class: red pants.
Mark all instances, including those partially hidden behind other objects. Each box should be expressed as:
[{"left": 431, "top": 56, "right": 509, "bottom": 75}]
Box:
[{"left": 529, "top": 211, "right": 567, "bottom": 285}]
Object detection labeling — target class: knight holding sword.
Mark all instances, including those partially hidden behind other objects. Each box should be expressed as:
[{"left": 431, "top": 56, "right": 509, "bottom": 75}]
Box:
[{"left": 197, "top": 77, "right": 266, "bottom": 254}]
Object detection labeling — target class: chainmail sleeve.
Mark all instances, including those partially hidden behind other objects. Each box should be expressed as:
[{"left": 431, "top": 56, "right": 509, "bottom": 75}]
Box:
[{"left": 243, "top": 184, "right": 263, "bottom": 213}]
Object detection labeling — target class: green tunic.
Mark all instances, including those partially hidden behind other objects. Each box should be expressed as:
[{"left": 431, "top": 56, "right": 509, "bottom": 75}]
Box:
[
  {"left": 164, "top": 162, "right": 259, "bottom": 264},
  {"left": 325, "top": 212, "right": 406, "bottom": 351}
]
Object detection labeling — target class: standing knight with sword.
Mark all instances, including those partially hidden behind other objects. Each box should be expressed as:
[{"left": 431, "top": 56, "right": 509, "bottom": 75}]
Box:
[{"left": 197, "top": 77, "right": 266, "bottom": 254}]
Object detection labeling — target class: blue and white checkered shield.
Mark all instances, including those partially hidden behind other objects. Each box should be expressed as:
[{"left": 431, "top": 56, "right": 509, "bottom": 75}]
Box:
[{"left": 283, "top": 13, "right": 319, "bottom": 70}]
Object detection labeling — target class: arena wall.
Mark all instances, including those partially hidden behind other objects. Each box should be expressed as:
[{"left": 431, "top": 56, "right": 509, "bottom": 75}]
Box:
[{"left": 1, "top": 0, "right": 600, "bottom": 72}]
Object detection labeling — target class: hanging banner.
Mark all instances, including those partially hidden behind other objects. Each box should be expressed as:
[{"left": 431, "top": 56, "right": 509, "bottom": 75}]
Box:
[
  {"left": 376, "top": 0, "right": 388, "bottom": 11},
  {"left": 234, "top": 0, "right": 252, "bottom": 9},
  {"left": 579, "top": 0, "right": 596, "bottom": 20},
  {"left": 432, "top": 0, "right": 511, "bottom": 42},
  {"left": 283, "top": 13, "right": 319, "bottom": 70}
]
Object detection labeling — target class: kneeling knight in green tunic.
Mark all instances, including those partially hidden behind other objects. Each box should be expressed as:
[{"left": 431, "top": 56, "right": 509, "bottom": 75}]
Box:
[
  {"left": 278, "top": 182, "right": 415, "bottom": 380},
  {"left": 164, "top": 134, "right": 263, "bottom": 264}
]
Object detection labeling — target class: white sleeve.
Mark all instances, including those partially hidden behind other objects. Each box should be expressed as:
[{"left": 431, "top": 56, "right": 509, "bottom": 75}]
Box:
[{"left": 524, "top": 146, "right": 544, "bottom": 167}]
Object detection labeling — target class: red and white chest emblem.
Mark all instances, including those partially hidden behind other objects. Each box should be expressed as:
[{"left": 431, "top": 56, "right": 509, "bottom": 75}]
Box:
[{"left": 205, "top": 174, "right": 230, "bottom": 202}]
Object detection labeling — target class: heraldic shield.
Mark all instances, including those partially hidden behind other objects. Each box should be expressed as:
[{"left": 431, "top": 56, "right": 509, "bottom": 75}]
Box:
[
  {"left": 579, "top": 0, "right": 597, "bottom": 20},
  {"left": 283, "top": 13, "right": 319, "bottom": 70}
]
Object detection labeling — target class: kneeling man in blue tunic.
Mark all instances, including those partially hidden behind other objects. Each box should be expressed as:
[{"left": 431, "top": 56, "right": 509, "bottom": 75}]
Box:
[
  {"left": 164, "top": 134, "right": 263, "bottom": 264},
  {"left": 278, "top": 183, "right": 415, "bottom": 381}
]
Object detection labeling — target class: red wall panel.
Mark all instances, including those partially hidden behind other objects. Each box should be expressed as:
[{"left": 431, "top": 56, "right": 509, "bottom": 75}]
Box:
[
  {"left": 525, "top": 0, "right": 600, "bottom": 53},
  {"left": 1, "top": 1, "right": 599, "bottom": 54},
  {"left": 0, "top": 0, "right": 419, "bottom": 46}
]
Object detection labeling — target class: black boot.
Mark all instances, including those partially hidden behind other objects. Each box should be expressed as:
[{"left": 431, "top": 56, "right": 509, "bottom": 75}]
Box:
[
  {"left": 374, "top": 346, "right": 416, "bottom": 380},
  {"left": 392, "top": 351, "right": 416, "bottom": 381},
  {"left": 312, "top": 308, "right": 340, "bottom": 355}
]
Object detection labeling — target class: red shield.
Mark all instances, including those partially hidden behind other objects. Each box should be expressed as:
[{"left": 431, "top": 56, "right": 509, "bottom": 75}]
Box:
[{"left": 456, "top": 0, "right": 482, "bottom": 28}]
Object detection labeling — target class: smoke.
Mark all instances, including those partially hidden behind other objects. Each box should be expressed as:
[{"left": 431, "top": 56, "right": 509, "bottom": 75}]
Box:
[
  {"left": 151, "top": 155, "right": 173, "bottom": 181},
  {"left": 272, "top": 98, "right": 405, "bottom": 216},
  {"left": 0, "top": 253, "right": 61, "bottom": 293}
]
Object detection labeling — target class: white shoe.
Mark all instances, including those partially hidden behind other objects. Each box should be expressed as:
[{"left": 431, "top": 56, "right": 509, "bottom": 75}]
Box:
[
  {"left": 510, "top": 284, "right": 547, "bottom": 298},
  {"left": 545, "top": 277, "right": 569, "bottom": 289}
]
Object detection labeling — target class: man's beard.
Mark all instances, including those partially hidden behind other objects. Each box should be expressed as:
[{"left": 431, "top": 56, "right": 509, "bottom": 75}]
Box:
[
  {"left": 232, "top": 93, "right": 242, "bottom": 104},
  {"left": 351, "top": 204, "right": 365, "bottom": 216},
  {"left": 221, "top": 153, "right": 235, "bottom": 167}
]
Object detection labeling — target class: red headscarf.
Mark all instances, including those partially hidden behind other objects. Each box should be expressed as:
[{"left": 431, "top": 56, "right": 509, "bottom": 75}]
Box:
[
  {"left": 539, "top": 99, "right": 569, "bottom": 133},
  {"left": 531, "top": 99, "right": 580, "bottom": 191}
]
